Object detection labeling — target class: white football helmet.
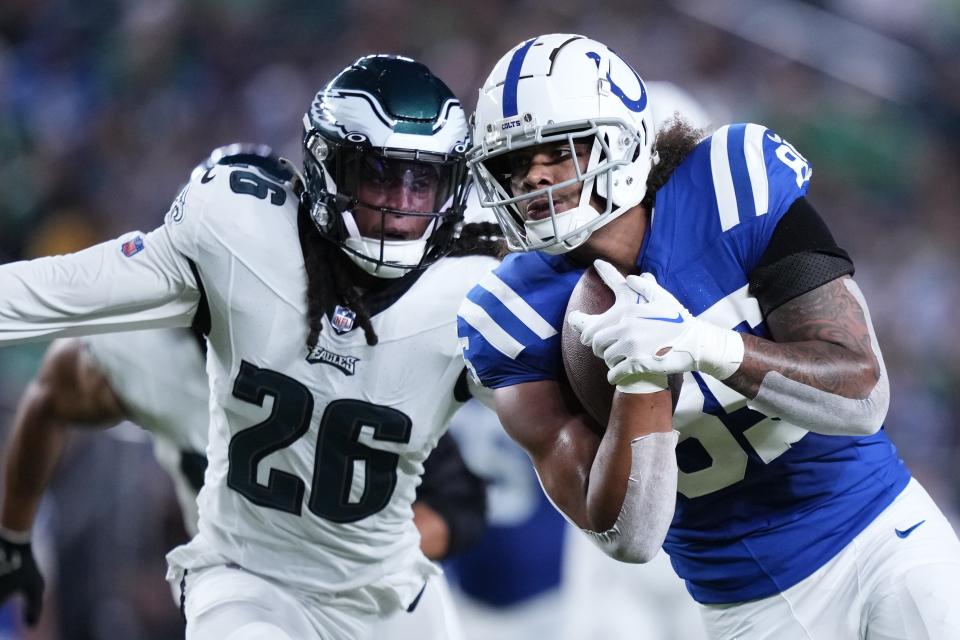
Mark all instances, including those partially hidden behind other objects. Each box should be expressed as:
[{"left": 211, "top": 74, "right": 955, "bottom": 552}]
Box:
[
  {"left": 303, "top": 55, "right": 470, "bottom": 278},
  {"left": 470, "top": 34, "right": 656, "bottom": 254}
]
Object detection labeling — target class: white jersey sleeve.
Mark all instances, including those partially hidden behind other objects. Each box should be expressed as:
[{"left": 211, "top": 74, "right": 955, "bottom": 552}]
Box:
[
  {"left": 83, "top": 328, "right": 209, "bottom": 451},
  {"left": 0, "top": 224, "right": 201, "bottom": 344}
]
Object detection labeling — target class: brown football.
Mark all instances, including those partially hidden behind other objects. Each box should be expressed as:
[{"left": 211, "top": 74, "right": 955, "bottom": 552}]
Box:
[
  {"left": 562, "top": 265, "right": 682, "bottom": 431},
  {"left": 561, "top": 266, "right": 617, "bottom": 430}
]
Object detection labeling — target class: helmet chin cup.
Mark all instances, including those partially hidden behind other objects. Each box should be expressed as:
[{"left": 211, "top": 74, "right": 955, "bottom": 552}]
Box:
[
  {"left": 523, "top": 177, "right": 601, "bottom": 253},
  {"left": 342, "top": 236, "right": 428, "bottom": 279},
  {"left": 525, "top": 216, "right": 596, "bottom": 256},
  {"left": 339, "top": 209, "right": 433, "bottom": 279}
]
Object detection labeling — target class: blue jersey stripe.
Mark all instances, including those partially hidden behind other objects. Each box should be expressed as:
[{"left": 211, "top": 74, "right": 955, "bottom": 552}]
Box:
[
  {"left": 726, "top": 124, "right": 758, "bottom": 226},
  {"left": 464, "top": 284, "right": 546, "bottom": 356},
  {"left": 502, "top": 38, "right": 536, "bottom": 118},
  {"left": 480, "top": 273, "right": 557, "bottom": 340},
  {"left": 459, "top": 299, "right": 525, "bottom": 359}
]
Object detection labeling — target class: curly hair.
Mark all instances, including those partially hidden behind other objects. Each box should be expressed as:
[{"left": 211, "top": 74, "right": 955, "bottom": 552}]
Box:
[{"left": 641, "top": 116, "right": 705, "bottom": 211}]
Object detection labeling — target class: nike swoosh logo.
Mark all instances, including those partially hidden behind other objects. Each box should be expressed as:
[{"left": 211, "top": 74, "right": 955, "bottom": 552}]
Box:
[
  {"left": 640, "top": 313, "right": 684, "bottom": 324},
  {"left": 200, "top": 168, "right": 216, "bottom": 184},
  {"left": 895, "top": 520, "right": 926, "bottom": 539}
]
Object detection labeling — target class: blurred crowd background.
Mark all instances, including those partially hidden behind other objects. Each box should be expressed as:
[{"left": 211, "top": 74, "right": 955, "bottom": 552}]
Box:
[{"left": 0, "top": 0, "right": 958, "bottom": 638}]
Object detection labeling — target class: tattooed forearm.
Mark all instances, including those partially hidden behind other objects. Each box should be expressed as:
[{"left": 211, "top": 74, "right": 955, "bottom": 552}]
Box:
[{"left": 724, "top": 277, "right": 879, "bottom": 399}]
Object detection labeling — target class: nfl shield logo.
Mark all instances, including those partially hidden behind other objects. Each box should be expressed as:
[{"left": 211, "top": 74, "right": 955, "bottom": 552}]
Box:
[
  {"left": 331, "top": 305, "right": 356, "bottom": 334},
  {"left": 121, "top": 236, "right": 144, "bottom": 257}
]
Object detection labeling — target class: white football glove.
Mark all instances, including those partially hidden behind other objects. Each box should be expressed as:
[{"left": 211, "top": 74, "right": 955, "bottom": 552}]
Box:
[{"left": 568, "top": 260, "right": 744, "bottom": 384}]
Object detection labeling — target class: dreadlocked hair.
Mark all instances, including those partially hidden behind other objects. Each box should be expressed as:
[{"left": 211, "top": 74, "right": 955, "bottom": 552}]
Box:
[
  {"left": 448, "top": 221, "right": 508, "bottom": 260},
  {"left": 641, "top": 116, "right": 704, "bottom": 211},
  {"left": 297, "top": 202, "right": 379, "bottom": 348}
]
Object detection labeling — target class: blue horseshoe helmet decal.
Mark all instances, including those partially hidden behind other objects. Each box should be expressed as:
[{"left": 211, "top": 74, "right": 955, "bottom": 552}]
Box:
[{"left": 586, "top": 51, "right": 647, "bottom": 113}]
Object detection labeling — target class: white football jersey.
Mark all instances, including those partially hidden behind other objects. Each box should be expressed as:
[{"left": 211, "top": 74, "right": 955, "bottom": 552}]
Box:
[
  {"left": 0, "top": 160, "right": 497, "bottom": 613},
  {"left": 83, "top": 328, "right": 209, "bottom": 535}
]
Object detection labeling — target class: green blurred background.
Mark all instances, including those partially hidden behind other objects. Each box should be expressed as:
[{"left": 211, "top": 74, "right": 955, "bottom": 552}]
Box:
[{"left": 0, "top": 0, "right": 958, "bottom": 637}]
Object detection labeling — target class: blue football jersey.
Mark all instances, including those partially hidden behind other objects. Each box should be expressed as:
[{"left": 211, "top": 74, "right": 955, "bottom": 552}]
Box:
[{"left": 457, "top": 124, "right": 910, "bottom": 604}]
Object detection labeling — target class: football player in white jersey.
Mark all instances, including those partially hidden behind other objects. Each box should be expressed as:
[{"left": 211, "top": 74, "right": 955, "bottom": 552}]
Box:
[
  {"left": 0, "top": 55, "right": 502, "bottom": 639},
  {"left": 459, "top": 34, "right": 960, "bottom": 639},
  {"left": 0, "top": 145, "right": 488, "bottom": 635},
  {"left": 0, "top": 330, "right": 485, "bottom": 636},
  {"left": 0, "top": 327, "right": 209, "bottom": 629}
]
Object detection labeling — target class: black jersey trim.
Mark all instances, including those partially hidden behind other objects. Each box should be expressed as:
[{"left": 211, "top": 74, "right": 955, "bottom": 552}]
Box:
[
  {"left": 179, "top": 569, "right": 189, "bottom": 622},
  {"left": 754, "top": 197, "right": 851, "bottom": 268},
  {"left": 359, "top": 267, "right": 425, "bottom": 318},
  {"left": 179, "top": 450, "right": 209, "bottom": 494},
  {"left": 187, "top": 259, "right": 211, "bottom": 337},
  {"left": 218, "top": 153, "right": 294, "bottom": 183},
  {"left": 406, "top": 582, "right": 427, "bottom": 613},
  {"left": 453, "top": 367, "right": 472, "bottom": 403}
]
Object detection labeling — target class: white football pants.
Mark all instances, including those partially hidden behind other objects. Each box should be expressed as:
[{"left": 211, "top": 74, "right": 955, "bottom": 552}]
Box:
[
  {"left": 181, "top": 563, "right": 461, "bottom": 639},
  {"left": 700, "top": 478, "right": 960, "bottom": 639}
]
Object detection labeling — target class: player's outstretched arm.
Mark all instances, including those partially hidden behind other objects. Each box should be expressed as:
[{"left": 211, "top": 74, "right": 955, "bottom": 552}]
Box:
[
  {"left": 494, "top": 380, "right": 676, "bottom": 563},
  {"left": 0, "top": 338, "right": 126, "bottom": 625},
  {"left": 0, "top": 226, "right": 200, "bottom": 345},
  {"left": 2, "top": 338, "right": 126, "bottom": 530}
]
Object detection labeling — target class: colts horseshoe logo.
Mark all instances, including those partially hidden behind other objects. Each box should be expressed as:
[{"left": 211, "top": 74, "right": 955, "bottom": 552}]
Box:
[{"left": 586, "top": 51, "right": 647, "bottom": 113}]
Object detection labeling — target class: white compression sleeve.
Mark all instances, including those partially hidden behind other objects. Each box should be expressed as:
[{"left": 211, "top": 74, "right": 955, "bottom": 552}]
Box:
[
  {"left": 747, "top": 280, "right": 889, "bottom": 436},
  {"left": 0, "top": 226, "right": 199, "bottom": 344},
  {"left": 580, "top": 430, "right": 679, "bottom": 563}
]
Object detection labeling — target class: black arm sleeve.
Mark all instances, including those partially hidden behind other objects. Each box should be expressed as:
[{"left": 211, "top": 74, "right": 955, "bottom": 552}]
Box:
[
  {"left": 748, "top": 197, "right": 855, "bottom": 317},
  {"left": 416, "top": 432, "right": 488, "bottom": 559}
]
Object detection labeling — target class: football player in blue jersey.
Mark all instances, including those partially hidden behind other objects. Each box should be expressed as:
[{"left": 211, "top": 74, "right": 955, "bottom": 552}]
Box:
[{"left": 458, "top": 34, "right": 960, "bottom": 639}]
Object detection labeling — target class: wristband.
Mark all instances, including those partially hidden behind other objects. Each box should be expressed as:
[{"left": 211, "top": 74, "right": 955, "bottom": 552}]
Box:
[{"left": 616, "top": 372, "right": 669, "bottom": 395}]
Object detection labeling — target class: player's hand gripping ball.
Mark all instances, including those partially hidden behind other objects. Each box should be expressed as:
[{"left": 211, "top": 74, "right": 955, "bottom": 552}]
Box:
[{"left": 562, "top": 262, "right": 681, "bottom": 430}]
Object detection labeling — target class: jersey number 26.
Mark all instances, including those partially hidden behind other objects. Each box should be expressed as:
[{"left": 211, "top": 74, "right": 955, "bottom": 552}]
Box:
[{"left": 227, "top": 361, "right": 412, "bottom": 522}]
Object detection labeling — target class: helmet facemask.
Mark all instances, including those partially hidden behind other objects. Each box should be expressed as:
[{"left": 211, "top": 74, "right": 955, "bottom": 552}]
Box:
[
  {"left": 470, "top": 118, "right": 645, "bottom": 254},
  {"left": 470, "top": 34, "right": 655, "bottom": 255},
  {"left": 304, "top": 127, "right": 467, "bottom": 278}
]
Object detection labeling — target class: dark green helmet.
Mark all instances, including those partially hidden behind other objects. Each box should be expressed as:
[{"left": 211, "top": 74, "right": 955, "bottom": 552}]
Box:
[{"left": 302, "top": 55, "right": 470, "bottom": 279}]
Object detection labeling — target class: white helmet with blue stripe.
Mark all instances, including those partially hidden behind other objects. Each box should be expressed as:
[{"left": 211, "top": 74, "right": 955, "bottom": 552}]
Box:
[{"left": 470, "top": 34, "right": 655, "bottom": 254}]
